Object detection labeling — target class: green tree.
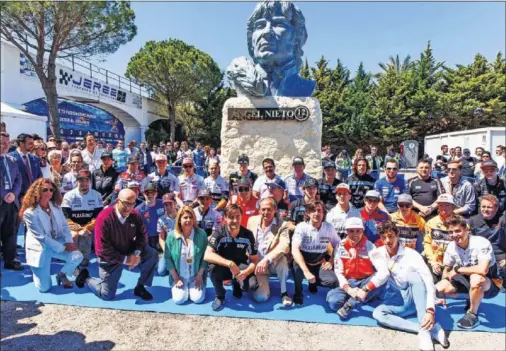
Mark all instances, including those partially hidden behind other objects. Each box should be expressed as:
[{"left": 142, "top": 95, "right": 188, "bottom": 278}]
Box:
[
  {"left": 300, "top": 58, "right": 311, "bottom": 79},
  {"left": 125, "top": 39, "right": 222, "bottom": 142},
  {"left": 0, "top": 1, "right": 136, "bottom": 139}
]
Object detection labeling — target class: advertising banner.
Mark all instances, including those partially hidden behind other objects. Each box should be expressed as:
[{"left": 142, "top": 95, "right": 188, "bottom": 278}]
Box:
[{"left": 23, "top": 98, "right": 125, "bottom": 144}]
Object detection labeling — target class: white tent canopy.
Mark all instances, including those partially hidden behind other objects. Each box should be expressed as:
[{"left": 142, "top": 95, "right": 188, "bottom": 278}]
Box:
[{"left": 1, "top": 101, "right": 47, "bottom": 139}]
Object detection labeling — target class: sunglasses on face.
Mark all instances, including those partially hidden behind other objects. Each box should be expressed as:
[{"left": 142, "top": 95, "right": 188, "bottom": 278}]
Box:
[
  {"left": 183, "top": 165, "right": 193, "bottom": 169},
  {"left": 42, "top": 187, "right": 54, "bottom": 193},
  {"left": 238, "top": 187, "right": 250, "bottom": 192},
  {"left": 398, "top": 203, "right": 411, "bottom": 208}
]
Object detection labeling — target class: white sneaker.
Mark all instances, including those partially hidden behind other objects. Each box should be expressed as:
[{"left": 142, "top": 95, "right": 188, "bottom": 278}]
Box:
[
  {"left": 430, "top": 323, "right": 449, "bottom": 349},
  {"left": 418, "top": 329, "right": 434, "bottom": 351}
]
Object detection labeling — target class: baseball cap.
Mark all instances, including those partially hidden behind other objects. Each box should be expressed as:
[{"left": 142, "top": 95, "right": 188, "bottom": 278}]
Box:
[
  {"left": 436, "top": 194, "right": 455, "bottom": 205},
  {"left": 127, "top": 181, "right": 140, "bottom": 189},
  {"left": 323, "top": 161, "right": 336, "bottom": 169},
  {"left": 345, "top": 217, "right": 364, "bottom": 230},
  {"left": 197, "top": 189, "right": 212, "bottom": 198},
  {"left": 481, "top": 160, "right": 498, "bottom": 169},
  {"left": 463, "top": 148, "right": 471, "bottom": 154},
  {"left": 237, "top": 177, "right": 251, "bottom": 187},
  {"left": 127, "top": 156, "right": 140, "bottom": 164},
  {"left": 155, "top": 154, "right": 168, "bottom": 162},
  {"left": 162, "top": 193, "right": 176, "bottom": 203},
  {"left": 397, "top": 194, "right": 413, "bottom": 204},
  {"left": 238, "top": 154, "right": 249, "bottom": 164},
  {"left": 100, "top": 151, "right": 113, "bottom": 159},
  {"left": 292, "top": 157, "right": 305, "bottom": 166},
  {"left": 76, "top": 170, "right": 91, "bottom": 180},
  {"left": 266, "top": 178, "right": 286, "bottom": 190},
  {"left": 144, "top": 182, "right": 157, "bottom": 193},
  {"left": 365, "top": 190, "right": 381, "bottom": 199},
  {"left": 335, "top": 183, "right": 351, "bottom": 193},
  {"left": 303, "top": 177, "right": 318, "bottom": 188},
  {"left": 182, "top": 157, "right": 193, "bottom": 165}
]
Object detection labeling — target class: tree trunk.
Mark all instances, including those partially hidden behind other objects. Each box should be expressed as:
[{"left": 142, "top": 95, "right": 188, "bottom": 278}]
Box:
[
  {"left": 41, "top": 58, "right": 60, "bottom": 140},
  {"left": 167, "top": 102, "right": 176, "bottom": 143}
]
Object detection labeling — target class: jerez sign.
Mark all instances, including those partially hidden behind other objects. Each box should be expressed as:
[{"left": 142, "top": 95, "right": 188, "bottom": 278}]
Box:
[{"left": 228, "top": 106, "right": 310, "bottom": 122}]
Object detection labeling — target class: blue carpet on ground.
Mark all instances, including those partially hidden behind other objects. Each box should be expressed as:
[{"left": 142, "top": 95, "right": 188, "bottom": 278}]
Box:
[{"left": 1, "top": 243, "right": 505, "bottom": 333}]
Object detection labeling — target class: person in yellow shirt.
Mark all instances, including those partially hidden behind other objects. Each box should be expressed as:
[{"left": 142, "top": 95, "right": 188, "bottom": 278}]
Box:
[
  {"left": 423, "top": 194, "right": 456, "bottom": 283},
  {"left": 389, "top": 194, "right": 425, "bottom": 252}
]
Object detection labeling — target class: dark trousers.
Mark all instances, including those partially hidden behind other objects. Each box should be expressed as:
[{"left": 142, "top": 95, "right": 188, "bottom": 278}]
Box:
[
  {"left": 209, "top": 263, "right": 256, "bottom": 299},
  {"left": 86, "top": 245, "right": 157, "bottom": 301},
  {"left": 292, "top": 260, "right": 338, "bottom": 297},
  {"left": 0, "top": 202, "right": 18, "bottom": 264},
  {"left": 147, "top": 236, "right": 162, "bottom": 254}
]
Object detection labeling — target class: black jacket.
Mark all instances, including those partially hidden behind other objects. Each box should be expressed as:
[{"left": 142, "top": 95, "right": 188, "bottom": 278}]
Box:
[{"left": 91, "top": 165, "right": 118, "bottom": 205}]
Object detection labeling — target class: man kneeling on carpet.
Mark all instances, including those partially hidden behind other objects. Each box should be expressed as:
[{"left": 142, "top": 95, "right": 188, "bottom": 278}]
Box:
[
  {"left": 327, "top": 217, "right": 387, "bottom": 320},
  {"left": 204, "top": 204, "right": 259, "bottom": 311},
  {"left": 371, "top": 221, "right": 448, "bottom": 351},
  {"left": 23, "top": 178, "right": 83, "bottom": 292},
  {"left": 435, "top": 215, "right": 502, "bottom": 329},
  {"left": 164, "top": 205, "right": 208, "bottom": 304},
  {"left": 75, "top": 189, "right": 158, "bottom": 301}
]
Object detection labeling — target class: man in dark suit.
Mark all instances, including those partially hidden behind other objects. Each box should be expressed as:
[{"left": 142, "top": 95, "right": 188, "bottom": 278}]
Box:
[
  {"left": 8, "top": 133, "right": 41, "bottom": 199},
  {"left": 0, "top": 132, "right": 23, "bottom": 270}
]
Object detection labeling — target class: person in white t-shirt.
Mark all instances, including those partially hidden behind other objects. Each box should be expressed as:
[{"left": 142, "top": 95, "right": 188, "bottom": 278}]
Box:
[
  {"left": 252, "top": 158, "right": 283, "bottom": 200},
  {"left": 177, "top": 157, "right": 205, "bottom": 206},
  {"left": 435, "top": 215, "right": 501, "bottom": 329},
  {"left": 81, "top": 134, "right": 104, "bottom": 172},
  {"left": 326, "top": 183, "right": 361, "bottom": 239},
  {"left": 371, "top": 221, "right": 448, "bottom": 351}
]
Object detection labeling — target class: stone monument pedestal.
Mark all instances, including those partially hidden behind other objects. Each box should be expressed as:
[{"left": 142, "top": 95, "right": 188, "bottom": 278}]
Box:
[{"left": 220, "top": 96, "right": 322, "bottom": 179}]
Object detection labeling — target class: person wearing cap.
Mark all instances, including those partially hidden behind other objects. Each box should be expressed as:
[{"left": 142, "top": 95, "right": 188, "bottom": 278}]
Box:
[
  {"left": 194, "top": 188, "right": 223, "bottom": 237},
  {"left": 178, "top": 157, "right": 206, "bottom": 206},
  {"left": 460, "top": 148, "right": 477, "bottom": 178},
  {"left": 266, "top": 178, "right": 290, "bottom": 222},
  {"left": 76, "top": 188, "right": 158, "bottom": 301},
  {"left": 468, "top": 194, "right": 506, "bottom": 289},
  {"left": 143, "top": 153, "right": 180, "bottom": 200},
  {"left": 292, "top": 200, "right": 339, "bottom": 305},
  {"left": 61, "top": 152, "right": 85, "bottom": 195},
  {"left": 423, "top": 194, "right": 456, "bottom": 283},
  {"left": 326, "top": 183, "right": 361, "bottom": 239},
  {"left": 435, "top": 215, "right": 502, "bottom": 329},
  {"left": 205, "top": 204, "right": 259, "bottom": 311},
  {"left": 156, "top": 192, "right": 178, "bottom": 276},
  {"left": 371, "top": 221, "right": 448, "bottom": 350},
  {"left": 62, "top": 170, "right": 104, "bottom": 266},
  {"left": 81, "top": 134, "right": 104, "bottom": 173},
  {"left": 389, "top": 194, "right": 426, "bottom": 252},
  {"left": 228, "top": 154, "right": 258, "bottom": 196},
  {"left": 374, "top": 159, "right": 409, "bottom": 214},
  {"left": 346, "top": 157, "right": 376, "bottom": 209},
  {"left": 247, "top": 197, "right": 292, "bottom": 306},
  {"left": 473, "top": 160, "right": 506, "bottom": 215},
  {"left": 474, "top": 151, "right": 492, "bottom": 180},
  {"left": 284, "top": 157, "right": 310, "bottom": 203},
  {"left": 318, "top": 160, "right": 342, "bottom": 211},
  {"left": 228, "top": 177, "right": 259, "bottom": 227},
  {"left": 135, "top": 182, "right": 165, "bottom": 252},
  {"left": 440, "top": 160, "right": 476, "bottom": 218},
  {"left": 204, "top": 160, "right": 229, "bottom": 211},
  {"left": 359, "top": 190, "right": 389, "bottom": 244},
  {"left": 114, "top": 155, "right": 147, "bottom": 197},
  {"left": 287, "top": 177, "right": 319, "bottom": 231},
  {"left": 112, "top": 140, "right": 128, "bottom": 173},
  {"left": 253, "top": 158, "right": 284, "bottom": 200},
  {"left": 327, "top": 217, "right": 387, "bottom": 319},
  {"left": 125, "top": 181, "right": 144, "bottom": 208},
  {"left": 408, "top": 159, "right": 444, "bottom": 221},
  {"left": 91, "top": 151, "right": 118, "bottom": 206}
]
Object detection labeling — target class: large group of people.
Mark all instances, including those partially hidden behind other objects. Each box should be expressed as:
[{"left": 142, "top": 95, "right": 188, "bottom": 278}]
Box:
[{"left": 1, "top": 123, "right": 505, "bottom": 351}]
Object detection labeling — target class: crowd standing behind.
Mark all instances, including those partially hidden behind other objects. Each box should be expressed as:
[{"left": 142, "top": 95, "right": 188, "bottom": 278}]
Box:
[{"left": 1, "top": 123, "right": 505, "bottom": 350}]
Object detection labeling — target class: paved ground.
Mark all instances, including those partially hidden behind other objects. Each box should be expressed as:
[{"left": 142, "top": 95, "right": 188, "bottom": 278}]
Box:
[{"left": 1, "top": 300, "right": 505, "bottom": 351}]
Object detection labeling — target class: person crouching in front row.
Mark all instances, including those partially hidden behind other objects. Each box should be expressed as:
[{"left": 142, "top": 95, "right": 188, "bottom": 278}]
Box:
[
  {"left": 164, "top": 206, "right": 208, "bottom": 305},
  {"left": 75, "top": 188, "right": 158, "bottom": 301},
  {"left": 204, "top": 204, "right": 259, "bottom": 311},
  {"left": 327, "top": 217, "right": 386, "bottom": 320}
]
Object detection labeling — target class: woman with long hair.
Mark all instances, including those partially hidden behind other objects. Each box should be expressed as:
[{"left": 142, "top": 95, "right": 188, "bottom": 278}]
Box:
[
  {"left": 346, "top": 157, "right": 376, "bottom": 209},
  {"left": 351, "top": 148, "right": 365, "bottom": 165},
  {"left": 32, "top": 142, "right": 50, "bottom": 178},
  {"left": 21, "top": 178, "right": 83, "bottom": 292},
  {"left": 164, "top": 205, "right": 208, "bottom": 304}
]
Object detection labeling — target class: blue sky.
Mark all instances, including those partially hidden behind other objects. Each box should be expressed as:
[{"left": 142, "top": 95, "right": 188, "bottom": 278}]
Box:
[{"left": 97, "top": 2, "right": 505, "bottom": 79}]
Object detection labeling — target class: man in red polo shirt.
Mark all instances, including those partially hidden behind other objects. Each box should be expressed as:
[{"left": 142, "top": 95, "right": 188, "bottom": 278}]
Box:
[{"left": 229, "top": 177, "right": 258, "bottom": 227}]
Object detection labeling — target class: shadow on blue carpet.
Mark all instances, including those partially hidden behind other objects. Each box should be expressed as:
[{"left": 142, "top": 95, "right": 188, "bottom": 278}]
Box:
[{"left": 1, "top": 248, "right": 505, "bottom": 333}]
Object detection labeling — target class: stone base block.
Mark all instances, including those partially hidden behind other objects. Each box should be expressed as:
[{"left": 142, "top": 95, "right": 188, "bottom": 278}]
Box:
[{"left": 220, "top": 97, "right": 322, "bottom": 179}]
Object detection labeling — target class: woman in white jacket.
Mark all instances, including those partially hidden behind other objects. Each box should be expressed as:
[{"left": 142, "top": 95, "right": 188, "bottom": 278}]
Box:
[{"left": 21, "top": 178, "right": 83, "bottom": 292}]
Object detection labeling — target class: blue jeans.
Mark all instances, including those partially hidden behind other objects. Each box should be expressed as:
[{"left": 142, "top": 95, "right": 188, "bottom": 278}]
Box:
[
  {"left": 372, "top": 273, "right": 442, "bottom": 333},
  {"left": 157, "top": 255, "right": 168, "bottom": 276},
  {"left": 326, "top": 276, "right": 383, "bottom": 311}
]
